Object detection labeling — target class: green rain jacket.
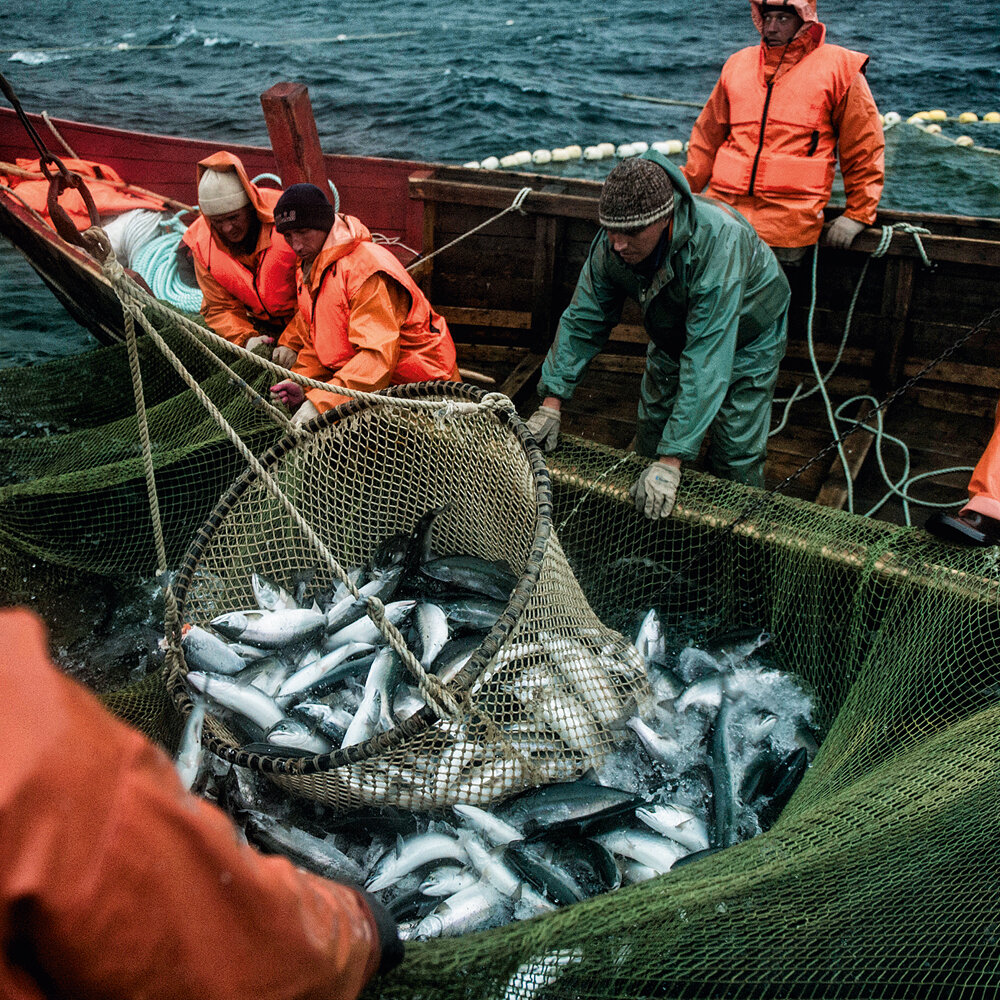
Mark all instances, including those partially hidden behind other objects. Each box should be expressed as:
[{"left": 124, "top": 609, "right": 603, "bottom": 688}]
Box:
[{"left": 538, "top": 151, "right": 790, "bottom": 462}]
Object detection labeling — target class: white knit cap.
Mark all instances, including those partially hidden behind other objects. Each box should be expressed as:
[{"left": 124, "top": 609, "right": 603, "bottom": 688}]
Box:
[{"left": 198, "top": 169, "right": 250, "bottom": 216}]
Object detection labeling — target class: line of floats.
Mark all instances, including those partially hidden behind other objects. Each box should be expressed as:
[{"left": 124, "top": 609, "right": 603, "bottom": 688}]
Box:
[{"left": 462, "top": 108, "right": 1000, "bottom": 170}]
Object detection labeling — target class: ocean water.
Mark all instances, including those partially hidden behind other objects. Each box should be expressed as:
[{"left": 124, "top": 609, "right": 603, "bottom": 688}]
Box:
[{"left": 1, "top": 0, "right": 999, "bottom": 364}]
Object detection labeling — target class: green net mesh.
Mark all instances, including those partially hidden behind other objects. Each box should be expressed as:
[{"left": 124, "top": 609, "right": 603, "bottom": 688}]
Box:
[{"left": 2, "top": 303, "right": 999, "bottom": 998}]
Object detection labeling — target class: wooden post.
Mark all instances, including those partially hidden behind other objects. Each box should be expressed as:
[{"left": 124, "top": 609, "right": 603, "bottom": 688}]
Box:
[{"left": 259, "top": 82, "right": 328, "bottom": 189}]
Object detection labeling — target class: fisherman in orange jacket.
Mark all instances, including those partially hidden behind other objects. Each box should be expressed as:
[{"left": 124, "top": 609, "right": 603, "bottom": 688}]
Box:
[
  {"left": 926, "top": 402, "right": 1000, "bottom": 546},
  {"left": 0, "top": 606, "right": 402, "bottom": 1000},
  {"left": 682, "top": 0, "right": 885, "bottom": 263},
  {"left": 182, "top": 151, "right": 300, "bottom": 362},
  {"left": 269, "top": 183, "right": 460, "bottom": 422}
]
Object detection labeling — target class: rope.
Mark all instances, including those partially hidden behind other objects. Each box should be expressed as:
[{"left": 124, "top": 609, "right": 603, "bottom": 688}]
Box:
[
  {"left": 406, "top": 186, "right": 533, "bottom": 273},
  {"left": 770, "top": 221, "right": 938, "bottom": 523},
  {"left": 131, "top": 229, "right": 202, "bottom": 312}
]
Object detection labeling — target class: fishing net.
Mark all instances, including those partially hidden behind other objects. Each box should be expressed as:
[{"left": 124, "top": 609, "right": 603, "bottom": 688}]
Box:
[
  {"left": 1, "top": 304, "right": 998, "bottom": 996},
  {"left": 163, "top": 381, "right": 649, "bottom": 811}
]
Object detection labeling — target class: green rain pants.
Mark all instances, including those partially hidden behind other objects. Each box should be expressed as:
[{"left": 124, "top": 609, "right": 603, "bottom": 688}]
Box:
[{"left": 635, "top": 312, "right": 788, "bottom": 488}]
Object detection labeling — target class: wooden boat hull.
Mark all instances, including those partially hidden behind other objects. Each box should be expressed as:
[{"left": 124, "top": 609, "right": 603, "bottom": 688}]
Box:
[{"left": 3, "top": 106, "right": 1000, "bottom": 524}]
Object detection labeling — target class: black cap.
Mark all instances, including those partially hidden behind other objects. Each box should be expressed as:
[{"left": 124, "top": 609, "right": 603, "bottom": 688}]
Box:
[{"left": 274, "top": 183, "right": 336, "bottom": 233}]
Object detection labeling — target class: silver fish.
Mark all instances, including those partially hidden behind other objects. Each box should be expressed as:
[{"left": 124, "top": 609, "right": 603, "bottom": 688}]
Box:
[
  {"left": 251, "top": 572, "right": 298, "bottom": 611},
  {"left": 592, "top": 828, "right": 687, "bottom": 873},
  {"left": 277, "top": 641, "right": 376, "bottom": 701},
  {"left": 182, "top": 623, "right": 246, "bottom": 675},
  {"left": 185, "top": 671, "right": 285, "bottom": 732},
  {"left": 413, "top": 602, "right": 450, "bottom": 668},
  {"left": 627, "top": 716, "right": 682, "bottom": 761},
  {"left": 323, "top": 600, "right": 417, "bottom": 650},
  {"left": 415, "top": 880, "right": 516, "bottom": 939},
  {"left": 175, "top": 697, "right": 207, "bottom": 792},
  {"left": 635, "top": 804, "right": 710, "bottom": 853},
  {"left": 342, "top": 646, "right": 403, "bottom": 749},
  {"left": 210, "top": 608, "right": 327, "bottom": 648},
  {"left": 419, "top": 865, "right": 479, "bottom": 898},
  {"left": 265, "top": 718, "right": 332, "bottom": 754},
  {"left": 366, "top": 831, "right": 469, "bottom": 892}
]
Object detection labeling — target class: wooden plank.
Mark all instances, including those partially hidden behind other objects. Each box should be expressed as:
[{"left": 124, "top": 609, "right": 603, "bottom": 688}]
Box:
[
  {"left": 813, "top": 400, "right": 878, "bottom": 510},
  {"left": 437, "top": 306, "right": 531, "bottom": 329},
  {"left": 409, "top": 176, "right": 599, "bottom": 221},
  {"left": 531, "top": 209, "right": 559, "bottom": 341},
  {"left": 259, "top": 82, "right": 328, "bottom": 188},
  {"left": 498, "top": 353, "right": 546, "bottom": 405},
  {"left": 850, "top": 228, "right": 1000, "bottom": 268},
  {"left": 872, "top": 257, "right": 916, "bottom": 395}
]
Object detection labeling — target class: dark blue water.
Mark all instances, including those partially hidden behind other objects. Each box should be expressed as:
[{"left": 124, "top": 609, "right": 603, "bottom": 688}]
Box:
[{"left": 2, "top": 0, "right": 999, "bottom": 365}]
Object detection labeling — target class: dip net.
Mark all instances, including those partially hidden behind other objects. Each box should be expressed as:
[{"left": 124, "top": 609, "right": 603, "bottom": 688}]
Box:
[{"left": 1, "top": 304, "right": 998, "bottom": 998}]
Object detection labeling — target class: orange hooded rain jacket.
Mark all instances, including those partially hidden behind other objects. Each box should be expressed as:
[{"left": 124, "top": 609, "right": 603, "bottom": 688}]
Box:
[
  {"left": 683, "top": 0, "right": 885, "bottom": 248},
  {"left": 279, "top": 213, "right": 459, "bottom": 413},
  {"left": 182, "top": 151, "right": 300, "bottom": 346},
  {"left": 0, "top": 607, "right": 384, "bottom": 1000}
]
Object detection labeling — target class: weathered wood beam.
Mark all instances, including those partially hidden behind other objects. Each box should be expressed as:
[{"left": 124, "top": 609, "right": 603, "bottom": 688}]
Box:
[
  {"left": 260, "top": 82, "right": 327, "bottom": 189},
  {"left": 813, "top": 399, "right": 878, "bottom": 510}
]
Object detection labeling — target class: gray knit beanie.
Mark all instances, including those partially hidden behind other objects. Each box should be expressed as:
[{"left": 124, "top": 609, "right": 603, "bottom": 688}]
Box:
[{"left": 598, "top": 158, "right": 675, "bottom": 232}]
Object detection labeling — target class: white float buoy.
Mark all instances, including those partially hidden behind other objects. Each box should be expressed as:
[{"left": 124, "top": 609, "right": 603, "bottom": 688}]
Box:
[
  {"left": 984, "top": 111, "right": 1000, "bottom": 123},
  {"left": 955, "top": 135, "right": 975, "bottom": 147},
  {"left": 616, "top": 143, "right": 638, "bottom": 158},
  {"left": 907, "top": 113, "right": 927, "bottom": 124},
  {"left": 958, "top": 112, "right": 979, "bottom": 124},
  {"left": 924, "top": 123, "right": 942, "bottom": 134},
  {"left": 563, "top": 144, "right": 583, "bottom": 159},
  {"left": 631, "top": 141, "right": 649, "bottom": 155},
  {"left": 481, "top": 156, "right": 500, "bottom": 170},
  {"left": 499, "top": 154, "right": 521, "bottom": 168},
  {"left": 583, "top": 146, "right": 605, "bottom": 160},
  {"left": 513, "top": 150, "right": 532, "bottom": 166},
  {"left": 926, "top": 109, "right": 948, "bottom": 122},
  {"left": 532, "top": 149, "right": 553, "bottom": 164},
  {"left": 882, "top": 111, "right": 902, "bottom": 126},
  {"left": 463, "top": 161, "right": 481, "bottom": 169},
  {"left": 597, "top": 142, "right": 616, "bottom": 157},
  {"left": 551, "top": 147, "right": 571, "bottom": 162}
]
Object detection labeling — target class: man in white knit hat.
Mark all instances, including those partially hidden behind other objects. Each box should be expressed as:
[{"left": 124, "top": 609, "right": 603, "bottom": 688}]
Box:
[
  {"left": 524, "top": 152, "right": 790, "bottom": 521},
  {"left": 182, "top": 151, "right": 299, "bottom": 362}
]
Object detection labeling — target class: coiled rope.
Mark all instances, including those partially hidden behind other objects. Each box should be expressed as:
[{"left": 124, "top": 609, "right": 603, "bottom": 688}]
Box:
[{"left": 769, "top": 221, "right": 978, "bottom": 525}]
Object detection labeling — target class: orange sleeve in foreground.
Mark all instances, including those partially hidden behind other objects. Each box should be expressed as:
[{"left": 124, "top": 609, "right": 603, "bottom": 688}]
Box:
[{"left": 0, "top": 608, "right": 381, "bottom": 1000}]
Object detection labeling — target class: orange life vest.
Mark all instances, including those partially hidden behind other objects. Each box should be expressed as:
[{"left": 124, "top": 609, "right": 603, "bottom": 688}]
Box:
[
  {"left": 183, "top": 187, "right": 299, "bottom": 325},
  {"left": 706, "top": 42, "right": 869, "bottom": 200},
  {"left": 6, "top": 157, "right": 165, "bottom": 226},
  {"left": 300, "top": 220, "right": 456, "bottom": 386}
]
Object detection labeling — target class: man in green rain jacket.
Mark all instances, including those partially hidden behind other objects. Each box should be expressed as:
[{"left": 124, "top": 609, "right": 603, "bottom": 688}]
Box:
[{"left": 524, "top": 151, "right": 790, "bottom": 520}]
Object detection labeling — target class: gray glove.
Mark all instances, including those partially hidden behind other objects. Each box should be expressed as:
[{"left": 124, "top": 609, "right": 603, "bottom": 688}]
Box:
[
  {"left": 524, "top": 404, "right": 561, "bottom": 452},
  {"left": 630, "top": 462, "right": 681, "bottom": 519}
]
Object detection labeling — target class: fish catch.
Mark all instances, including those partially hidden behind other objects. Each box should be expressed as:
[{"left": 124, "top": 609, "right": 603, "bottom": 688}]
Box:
[{"left": 178, "top": 601, "right": 815, "bottom": 941}]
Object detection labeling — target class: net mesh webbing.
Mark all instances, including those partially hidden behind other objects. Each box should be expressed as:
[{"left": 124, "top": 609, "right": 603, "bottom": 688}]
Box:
[{"left": 1, "top": 321, "right": 998, "bottom": 999}]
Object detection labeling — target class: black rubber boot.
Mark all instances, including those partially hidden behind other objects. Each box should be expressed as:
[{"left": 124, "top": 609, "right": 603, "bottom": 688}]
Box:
[{"left": 925, "top": 510, "right": 1000, "bottom": 547}]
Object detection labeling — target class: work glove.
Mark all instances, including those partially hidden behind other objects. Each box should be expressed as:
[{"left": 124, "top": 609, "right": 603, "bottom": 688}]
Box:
[
  {"left": 630, "top": 462, "right": 682, "bottom": 520},
  {"left": 825, "top": 215, "right": 865, "bottom": 249},
  {"left": 290, "top": 399, "right": 321, "bottom": 426},
  {"left": 244, "top": 335, "right": 274, "bottom": 353},
  {"left": 270, "top": 379, "right": 305, "bottom": 410},
  {"left": 524, "top": 404, "right": 561, "bottom": 452},
  {"left": 362, "top": 889, "right": 405, "bottom": 975},
  {"left": 271, "top": 345, "right": 298, "bottom": 369}
]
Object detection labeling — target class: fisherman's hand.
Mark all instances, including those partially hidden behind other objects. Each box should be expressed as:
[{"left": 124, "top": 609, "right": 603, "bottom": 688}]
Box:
[
  {"left": 630, "top": 460, "right": 682, "bottom": 519},
  {"left": 245, "top": 335, "right": 274, "bottom": 353},
  {"left": 270, "top": 379, "right": 305, "bottom": 409},
  {"left": 825, "top": 216, "right": 865, "bottom": 249},
  {"left": 524, "top": 404, "right": 561, "bottom": 452},
  {"left": 272, "top": 346, "right": 298, "bottom": 369},
  {"left": 290, "top": 399, "right": 321, "bottom": 426}
]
